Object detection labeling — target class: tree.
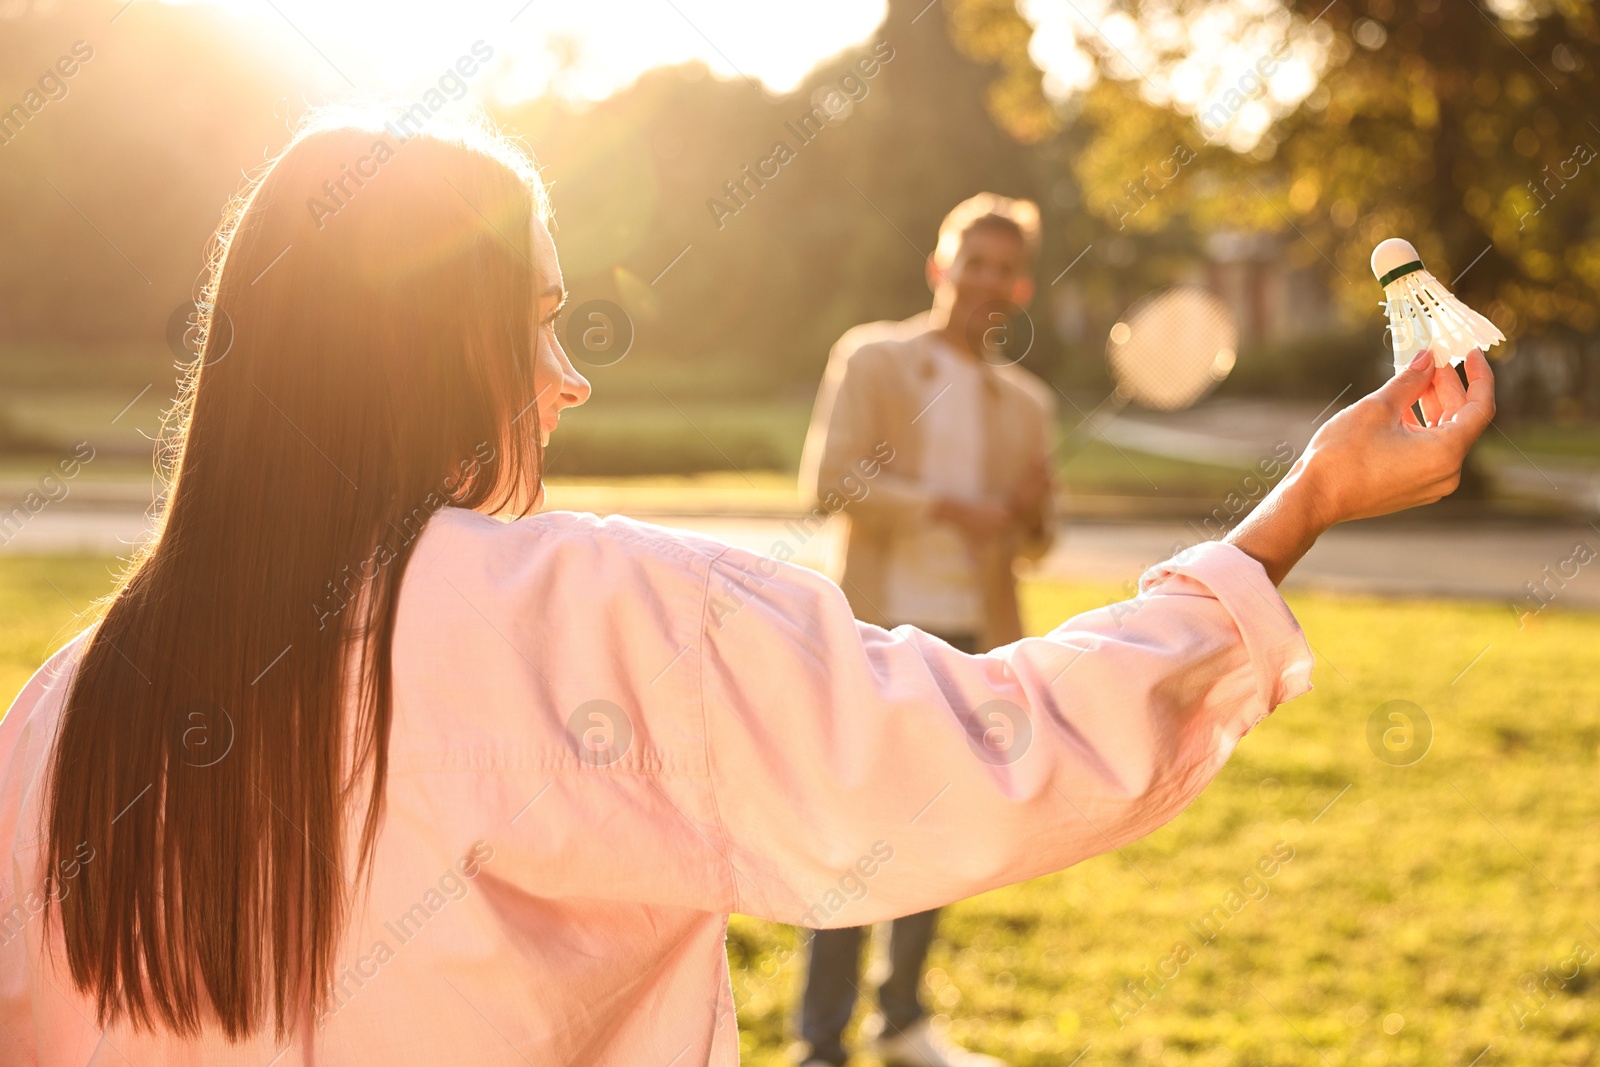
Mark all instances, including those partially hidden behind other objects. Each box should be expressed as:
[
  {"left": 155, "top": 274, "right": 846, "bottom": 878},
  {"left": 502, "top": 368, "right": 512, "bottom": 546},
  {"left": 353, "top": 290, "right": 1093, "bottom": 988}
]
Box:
[
  {"left": 953, "top": 0, "right": 1600, "bottom": 345},
  {"left": 494, "top": 0, "right": 1056, "bottom": 393}
]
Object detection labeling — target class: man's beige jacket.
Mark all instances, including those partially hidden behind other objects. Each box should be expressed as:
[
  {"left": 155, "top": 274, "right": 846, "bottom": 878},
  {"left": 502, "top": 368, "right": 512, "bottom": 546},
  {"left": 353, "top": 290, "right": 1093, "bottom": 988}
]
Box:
[{"left": 799, "top": 312, "right": 1057, "bottom": 650}]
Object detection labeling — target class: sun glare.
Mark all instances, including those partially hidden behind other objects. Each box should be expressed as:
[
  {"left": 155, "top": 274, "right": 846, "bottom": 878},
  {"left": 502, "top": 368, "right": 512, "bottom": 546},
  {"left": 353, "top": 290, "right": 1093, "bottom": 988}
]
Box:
[
  {"left": 179, "top": 0, "right": 889, "bottom": 102},
  {"left": 1019, "top": 0, "right": 1330, "bottom": 150}
]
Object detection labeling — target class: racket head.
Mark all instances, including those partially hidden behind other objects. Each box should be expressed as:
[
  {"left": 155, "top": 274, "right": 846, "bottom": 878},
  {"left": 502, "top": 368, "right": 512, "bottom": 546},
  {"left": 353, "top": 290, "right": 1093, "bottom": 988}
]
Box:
[{"left": 1105, "top": 286, "right": 1239, "bottom": 412}]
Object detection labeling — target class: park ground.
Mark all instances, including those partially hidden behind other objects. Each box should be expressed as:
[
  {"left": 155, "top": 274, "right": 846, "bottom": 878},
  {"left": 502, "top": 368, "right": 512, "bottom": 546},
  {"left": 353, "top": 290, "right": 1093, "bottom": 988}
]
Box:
[
  {"left": 3, "top": 559, "right": 1597, "bottom": 1066},
  {"left": 4, "top": 371, "right": 1599, "bottom": 1065},
  {"left": 728, "top": 577, "right": 1600, "bottom": 1067}
]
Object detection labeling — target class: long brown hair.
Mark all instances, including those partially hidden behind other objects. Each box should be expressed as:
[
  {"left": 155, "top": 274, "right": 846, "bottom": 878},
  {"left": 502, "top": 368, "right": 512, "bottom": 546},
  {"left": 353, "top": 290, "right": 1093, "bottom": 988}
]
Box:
[{"left": 43, "top": 110, "right": 547, "bottom": 1038}]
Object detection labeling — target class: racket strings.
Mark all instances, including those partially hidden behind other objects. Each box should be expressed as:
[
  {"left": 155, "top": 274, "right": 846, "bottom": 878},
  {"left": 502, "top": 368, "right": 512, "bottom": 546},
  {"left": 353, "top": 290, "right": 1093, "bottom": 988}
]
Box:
[{"left": 1109, "top": 289, "right": 1237, "bottom": 411}]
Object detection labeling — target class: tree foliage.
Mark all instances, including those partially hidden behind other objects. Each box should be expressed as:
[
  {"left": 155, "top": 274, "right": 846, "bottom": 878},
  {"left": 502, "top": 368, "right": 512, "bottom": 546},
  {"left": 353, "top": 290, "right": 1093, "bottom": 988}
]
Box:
[
  {"left": 0, "top": 0, "right": 1057, "bottom": 394},
  {"left": 956, "top": 0, "right": 1600, "bottom": 341}
]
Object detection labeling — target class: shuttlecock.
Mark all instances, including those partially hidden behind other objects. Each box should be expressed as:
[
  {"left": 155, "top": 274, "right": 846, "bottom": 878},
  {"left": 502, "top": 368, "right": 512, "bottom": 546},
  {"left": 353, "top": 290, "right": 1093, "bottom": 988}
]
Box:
[{"left": 1371, "top": 238, "right": 1504, "bottom": 372}]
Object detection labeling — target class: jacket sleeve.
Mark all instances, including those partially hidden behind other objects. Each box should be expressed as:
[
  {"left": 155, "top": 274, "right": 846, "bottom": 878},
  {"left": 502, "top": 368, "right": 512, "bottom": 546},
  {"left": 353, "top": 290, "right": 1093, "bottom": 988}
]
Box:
[
  {"left": 798, "top": 339, "right": 933, "bottom": 526},
  {"left": 0, "top": 633, "right": 89, "bottom": 1064},
  {"left": 697, "top": 540, "right": 1313, "bottom": 927}
]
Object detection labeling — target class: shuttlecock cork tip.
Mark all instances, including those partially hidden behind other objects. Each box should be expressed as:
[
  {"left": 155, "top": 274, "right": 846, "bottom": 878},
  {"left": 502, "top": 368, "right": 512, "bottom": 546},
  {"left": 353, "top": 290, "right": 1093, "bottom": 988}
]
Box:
[{"left": 1371, "top": 238, "right": 1420, "bottom": 283}]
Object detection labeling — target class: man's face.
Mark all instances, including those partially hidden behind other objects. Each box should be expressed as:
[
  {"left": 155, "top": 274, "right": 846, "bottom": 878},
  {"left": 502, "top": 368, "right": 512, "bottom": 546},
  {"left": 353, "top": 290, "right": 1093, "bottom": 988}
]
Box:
[{"left": 930, "top": 224, "right": 1034, "bottom": 322}]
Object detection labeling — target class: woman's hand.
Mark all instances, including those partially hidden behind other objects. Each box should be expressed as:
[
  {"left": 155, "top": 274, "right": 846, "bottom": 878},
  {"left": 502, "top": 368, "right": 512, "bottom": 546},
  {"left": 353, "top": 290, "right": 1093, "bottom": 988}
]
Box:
[
  {"left": 1227, "top": 348, "right": 1496, "bottom": 585},
  {"left": 1302, "top": 347, "right": 1495, "bottom": 523}
]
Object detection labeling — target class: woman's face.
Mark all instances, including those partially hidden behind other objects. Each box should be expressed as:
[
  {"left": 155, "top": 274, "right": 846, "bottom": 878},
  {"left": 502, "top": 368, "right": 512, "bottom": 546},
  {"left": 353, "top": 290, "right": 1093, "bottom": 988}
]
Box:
[{"left": 531, "top": 217, "right": 591, "bottom": 449}]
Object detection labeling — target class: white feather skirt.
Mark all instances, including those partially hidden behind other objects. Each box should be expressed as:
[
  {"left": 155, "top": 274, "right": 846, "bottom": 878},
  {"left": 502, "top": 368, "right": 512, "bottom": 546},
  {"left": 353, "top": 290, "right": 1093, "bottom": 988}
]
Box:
[{"left": 1381, "top": 268, "right": 1505, "bottom": 371}]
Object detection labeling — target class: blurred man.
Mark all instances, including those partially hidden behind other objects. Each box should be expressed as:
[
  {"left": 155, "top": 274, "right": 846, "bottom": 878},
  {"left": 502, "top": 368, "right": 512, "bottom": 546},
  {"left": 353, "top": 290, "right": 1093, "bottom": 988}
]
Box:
[{"left": 795, "top": 194, "right": 1056, "bottom": 1067}]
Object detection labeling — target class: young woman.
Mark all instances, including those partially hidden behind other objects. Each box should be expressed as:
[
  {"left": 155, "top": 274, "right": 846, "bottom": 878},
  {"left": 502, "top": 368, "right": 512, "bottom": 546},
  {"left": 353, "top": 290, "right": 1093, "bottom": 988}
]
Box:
[{"left": 0, "top": 112, "right": 1492, "bottom": 1066}]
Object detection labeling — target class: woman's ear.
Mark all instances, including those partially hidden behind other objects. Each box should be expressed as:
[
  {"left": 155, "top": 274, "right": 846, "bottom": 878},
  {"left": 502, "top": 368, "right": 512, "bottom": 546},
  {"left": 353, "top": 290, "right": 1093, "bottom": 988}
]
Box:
[
  {"left": 1011, "top": 276, "right": 1036, "bottom": 307},
  {"left": 925, "top": 255, "right": 944, "bottom": 294}
]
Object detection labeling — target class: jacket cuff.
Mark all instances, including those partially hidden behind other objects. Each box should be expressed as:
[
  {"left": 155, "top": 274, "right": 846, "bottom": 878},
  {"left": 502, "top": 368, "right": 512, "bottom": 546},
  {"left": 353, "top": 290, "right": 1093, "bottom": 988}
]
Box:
[{"left": 1138, "top": 541, "right": 1315, "bottom": 709}]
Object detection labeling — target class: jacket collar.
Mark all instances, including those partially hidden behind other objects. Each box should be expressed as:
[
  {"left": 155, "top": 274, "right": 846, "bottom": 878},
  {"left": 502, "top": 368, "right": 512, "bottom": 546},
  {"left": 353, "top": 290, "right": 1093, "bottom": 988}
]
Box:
[{"left": 899, "top": 312, "right": 1002, "bottom": 395}]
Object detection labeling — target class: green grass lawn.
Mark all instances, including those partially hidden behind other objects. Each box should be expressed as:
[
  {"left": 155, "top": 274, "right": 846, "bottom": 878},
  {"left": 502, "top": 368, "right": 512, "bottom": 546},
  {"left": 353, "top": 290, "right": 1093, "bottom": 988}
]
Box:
[
  {"left": 1053, "top": 439, "right": 1260, "bottom": 499},
  {"left": 9, "top": 375, "right": 1600, "bottom": 502},
  {"left": 3, "top": 561, "right": 1597, "bottom": 1065},
  {"left": 0, "top": 556, "right": 124, "bottom": 702},
  {"left": 732, "top": 582, "right": 1600, "bottom": 1066},
  {"left": 1482, "top": 423, "right": 1600, "bottom": 464},
  {"left": 0, "top": 384, "right": 1270, "bottom": 498}
]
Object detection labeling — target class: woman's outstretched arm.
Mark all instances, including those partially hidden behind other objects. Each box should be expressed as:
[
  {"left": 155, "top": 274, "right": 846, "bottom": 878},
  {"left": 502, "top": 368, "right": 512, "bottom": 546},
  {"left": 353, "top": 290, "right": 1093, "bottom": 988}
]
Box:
[
  {"left": 1229, "top": 348, "right": 1495, "bottom": 585},
  {"left": 697, "top": 349, "right": 1493, "bottom": 927},
  {"left": 701, "top": 536, "right": 1312, "bottom": 927}
]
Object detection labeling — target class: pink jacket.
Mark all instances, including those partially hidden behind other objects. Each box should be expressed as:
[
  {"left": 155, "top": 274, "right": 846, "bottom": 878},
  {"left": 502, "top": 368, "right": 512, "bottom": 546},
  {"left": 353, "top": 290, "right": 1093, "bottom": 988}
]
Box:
[{"left": 0, "top": 508, "right": 1313, "bottom": 1065}]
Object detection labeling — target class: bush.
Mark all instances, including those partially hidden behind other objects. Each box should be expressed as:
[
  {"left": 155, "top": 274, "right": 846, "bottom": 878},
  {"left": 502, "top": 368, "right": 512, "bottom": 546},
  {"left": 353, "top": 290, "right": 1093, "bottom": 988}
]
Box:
[
  {"left": 540, "top": 399, "right": 808, "bottom": 476},
  {"left": 1219, "top": 331, "right": 1387, "bottom": 400}
]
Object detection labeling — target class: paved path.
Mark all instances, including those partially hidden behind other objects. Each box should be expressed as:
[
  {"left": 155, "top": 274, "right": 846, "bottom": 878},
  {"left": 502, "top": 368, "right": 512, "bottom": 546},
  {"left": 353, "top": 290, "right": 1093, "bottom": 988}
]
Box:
[
  {"left": 1039, "top": 518, "right": 1600, "bottom": 609},
  {"left": 7, "top": 501, "right": 1595, "bottom": 612},
  {"left": 653, "top": 515, "right": 1600, "bottom": 611},
  {"left": 1100, "top": 398, "right": 1600, "bottom": 514}
]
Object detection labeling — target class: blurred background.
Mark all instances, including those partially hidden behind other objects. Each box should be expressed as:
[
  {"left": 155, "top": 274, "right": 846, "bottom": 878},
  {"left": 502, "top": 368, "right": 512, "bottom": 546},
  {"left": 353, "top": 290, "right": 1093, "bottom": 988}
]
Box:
[
  {"left": 3, "top": 0, "right": 1599, "bottom": 582},
  {"left": 2, "top": 1, "right": 1599, "bottom": 1064}
]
